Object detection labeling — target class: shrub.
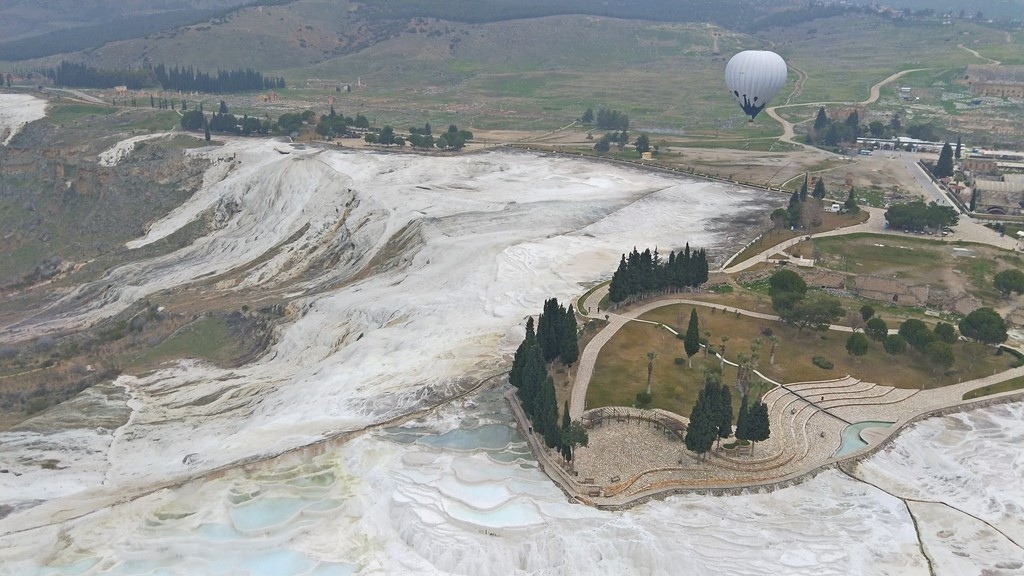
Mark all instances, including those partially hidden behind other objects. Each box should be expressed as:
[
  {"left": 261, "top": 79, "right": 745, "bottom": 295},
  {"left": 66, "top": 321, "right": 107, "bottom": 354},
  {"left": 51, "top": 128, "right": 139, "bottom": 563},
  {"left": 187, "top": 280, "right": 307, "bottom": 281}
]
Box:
[
  {"left": 635, "top": 392, "right": 653, "bottom": 408},
  {"left": 674, "top": 357, "right": 686, "bottom": 365},
  {"left": 812, "top": 356, "right": 834, "bottom": 369}
]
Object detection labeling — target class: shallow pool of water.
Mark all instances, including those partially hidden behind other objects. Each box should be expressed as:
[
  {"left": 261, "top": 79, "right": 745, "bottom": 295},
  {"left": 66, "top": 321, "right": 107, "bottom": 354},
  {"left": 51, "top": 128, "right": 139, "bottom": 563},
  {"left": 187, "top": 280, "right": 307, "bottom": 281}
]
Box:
[{"left": 834, "top": 421, "right": 894, "bottom": 458}]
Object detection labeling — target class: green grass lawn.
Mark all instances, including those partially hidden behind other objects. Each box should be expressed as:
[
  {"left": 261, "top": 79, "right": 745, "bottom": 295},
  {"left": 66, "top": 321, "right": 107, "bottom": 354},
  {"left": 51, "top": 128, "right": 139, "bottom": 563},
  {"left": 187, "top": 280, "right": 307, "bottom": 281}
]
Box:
[
  {"left": 45, "top": 102, "right": 116, "bottom": 125},
  {"left": 585, "top": 317, "right": 772, "bottom": 419},
  {"left": 586, "top": 300, "right": 1019, "bottom": 416},
  {"left": 963, "top": 375, "right": 1024, "bottom": 401}
]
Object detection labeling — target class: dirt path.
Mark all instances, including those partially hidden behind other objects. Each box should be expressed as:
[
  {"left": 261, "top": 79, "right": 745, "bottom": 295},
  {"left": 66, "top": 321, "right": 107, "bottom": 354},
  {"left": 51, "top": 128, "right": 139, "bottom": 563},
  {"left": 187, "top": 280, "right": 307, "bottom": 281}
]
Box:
[
  {"left": 958, "top": 43, "right": 1000, "bottom": 65},
  {"left": 766, "top": 68, "right": 931, "bottom": 145}
]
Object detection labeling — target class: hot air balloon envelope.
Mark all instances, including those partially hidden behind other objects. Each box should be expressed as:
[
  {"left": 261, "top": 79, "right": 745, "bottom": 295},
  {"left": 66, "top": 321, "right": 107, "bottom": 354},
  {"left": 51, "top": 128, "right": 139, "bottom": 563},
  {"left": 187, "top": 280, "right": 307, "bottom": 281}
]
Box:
[{"left": 724, "top": 50, "right": 788, "bottom": 120}]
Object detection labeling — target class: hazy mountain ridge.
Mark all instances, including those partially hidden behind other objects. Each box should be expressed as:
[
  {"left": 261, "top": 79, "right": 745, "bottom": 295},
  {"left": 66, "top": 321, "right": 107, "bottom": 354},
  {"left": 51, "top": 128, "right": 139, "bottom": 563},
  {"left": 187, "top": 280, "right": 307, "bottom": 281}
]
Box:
[{"left": 0, "top": 0, "right": 293, "bottom": 60}]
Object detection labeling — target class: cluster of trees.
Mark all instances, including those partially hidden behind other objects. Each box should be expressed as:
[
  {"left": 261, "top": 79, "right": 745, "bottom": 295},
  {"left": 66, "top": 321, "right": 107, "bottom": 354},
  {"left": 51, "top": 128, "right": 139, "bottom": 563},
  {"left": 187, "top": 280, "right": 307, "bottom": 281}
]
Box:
[
  {"left": 42, "top": 61, "right": 284, "bottom": 93},
  {"left": 315, "top": 107, "right": 369, "bottom": 139},
  {"left": 537, "top": 298, "right": 580, "bottom": 365},
  {"left": 806, "top": 106, "right": 952, "bottom": 150},
  {"left": 593, "top": 130, "right": 630, "bottom": 153},
  {"left": 845, "top": 305, "right": 1008, "bottom": 374},
  {"left": 683, "top": 371, "right": 732, "bottom": 458},
  {"left": 180, "top": 101, "right": 269, "bottom": 137},
  {"left": 768, "top": 269, "right": 845, "bottom": 333},
  {"left": 365, "top": 123, "right": 473, "bottom": 149},
  {"left": 773, "top": 176, "right": 857, "bottom": 230},
  {"left": 608, "top": 245, "right": 710, "bottom": 304},
  {"left": 684, "top": 369, "right": 770, "bottom": 458},
  {"left": 43, "top": 61, "right": 153, "bottom": 90},
  {"left": 151, "top": 64, "right": 284, "bottom": 93},
  {"left": 580, "top": 108, "right": 629, "bottom": 131},
  {"left": 278, "top": 110, "right": 316, "bottom": 134},
  {"left": 884, "top": 200, "right": 959, "bottom": 232},
  {"left": 509, "top": 301, "right": 586, "bottom": 460},
  {"left": 807, "top": 107, "right": 862, "bottom": 147}
]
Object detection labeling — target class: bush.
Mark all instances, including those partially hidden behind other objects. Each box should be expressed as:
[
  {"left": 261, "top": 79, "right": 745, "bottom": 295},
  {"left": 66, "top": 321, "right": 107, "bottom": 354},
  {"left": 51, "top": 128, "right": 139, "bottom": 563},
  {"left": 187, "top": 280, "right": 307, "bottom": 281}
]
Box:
[
  {"left": 812, "top": 356, "right": 834, "bottom": 369},
  {"left": 674, "top": 357, "right": 686, "bottom": 365},
  {"left": 635, "top": 392, "right": 653, "bottom": 408}
]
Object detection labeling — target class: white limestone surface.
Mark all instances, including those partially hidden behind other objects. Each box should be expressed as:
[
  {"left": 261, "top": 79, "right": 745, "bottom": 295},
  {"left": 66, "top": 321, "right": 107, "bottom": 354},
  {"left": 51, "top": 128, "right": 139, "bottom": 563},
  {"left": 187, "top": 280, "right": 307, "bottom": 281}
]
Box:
[
  {"left": 0, "top": 93, "right": 46, "bottom": 145},
  {"left": 97, "top": 132, "right": 174, "bottom": 166},
  {"left": 0, "top": 143, "right": 775, "bottom": 513}
]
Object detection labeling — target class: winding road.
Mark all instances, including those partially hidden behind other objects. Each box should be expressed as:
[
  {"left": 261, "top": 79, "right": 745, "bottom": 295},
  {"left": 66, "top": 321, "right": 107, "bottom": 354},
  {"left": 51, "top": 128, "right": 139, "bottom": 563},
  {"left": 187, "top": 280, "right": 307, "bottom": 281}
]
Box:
[{"left": 765, "top": 68, "right": 931, "bottom": 145}]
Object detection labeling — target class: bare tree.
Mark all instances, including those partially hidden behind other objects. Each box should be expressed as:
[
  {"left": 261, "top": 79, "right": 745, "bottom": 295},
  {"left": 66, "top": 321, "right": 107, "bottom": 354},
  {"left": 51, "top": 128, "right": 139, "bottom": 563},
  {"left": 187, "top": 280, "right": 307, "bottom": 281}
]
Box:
[{"left": 646, "top": 351, "right": 657, "bottom": 394}]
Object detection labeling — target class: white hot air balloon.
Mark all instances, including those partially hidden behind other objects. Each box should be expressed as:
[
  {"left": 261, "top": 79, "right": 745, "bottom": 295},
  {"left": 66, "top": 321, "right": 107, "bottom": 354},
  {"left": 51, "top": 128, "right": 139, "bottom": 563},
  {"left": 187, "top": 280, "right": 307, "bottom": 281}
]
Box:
[{"left": 724, "top": 50, "right": 788, "bottom": 121}]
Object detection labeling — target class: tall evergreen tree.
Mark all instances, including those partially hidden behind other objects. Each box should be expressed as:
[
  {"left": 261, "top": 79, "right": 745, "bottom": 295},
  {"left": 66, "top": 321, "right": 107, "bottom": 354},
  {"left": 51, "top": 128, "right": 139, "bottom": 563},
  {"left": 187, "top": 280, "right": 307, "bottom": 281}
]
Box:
[
  {"left": 812, "top": 177, "right": 826, "bottom": 200},
  {"left": 684, "top": 387, "right": 716, "bottom": 458},
  {"left": 684, "top": 308, "right": 701, "bottom": 367},
  {"left": 746, "top": 401, "right": 771, "bottom": 454},
  {"left": 735, "top": 393, "right": 750, "bottom": 443},
  {"left": 799, "top": 174, "right": 809, "bottom": 202},
  {"left": 537, "top": 298, "right": 561, "bottom": 362},
  {"left": 509, "top": 317, "right": 536, "bottom": 390},
  {"left": 715, "top": 383, "right": 733, "bottom": 446},
  {"left": 787, "top": 190, "right": 802, "bottom": 228},
  {"left": 538, "top": 376, "right": 560, "bottom": 449},
  {"left": 813, "top": 107, "right": 828, "bottom": 132},
  {"left": 560, "top": 305, "right": 579, "bottom": 365},
  {"left": 954, "top": 135, "right": 962, "bottom": 160},
  {"left": 935, "top": 142, "right": 955, "bottom": 178}
]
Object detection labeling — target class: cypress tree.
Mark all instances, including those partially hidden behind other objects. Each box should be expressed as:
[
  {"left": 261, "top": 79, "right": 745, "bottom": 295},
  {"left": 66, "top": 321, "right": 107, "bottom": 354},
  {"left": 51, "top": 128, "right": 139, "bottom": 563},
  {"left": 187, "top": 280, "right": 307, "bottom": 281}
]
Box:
[
  {"left": 509, "top": 317, "right": 536, "bottom": 390},
  {"left": 935, "top": 143, "right": 954, "bottom": 178},
  {"left": 680, "top": 244, "right": 692, "bottom": 288},
  {"left": 685, "top": 385, "right": 717, "bottom": 458},
  {"left": 692, "top": 248, "right": 709, "bottom": 287},
  {"left": 684, "top": 308, "right": 700, "bottom": 367},
  {"left": 538, "top": 298, "right": 568, "bottom": 363},
  {"left": 716, "top": 383, "right": 733, "bottom": 446},
  {"left": 735, "top": 393, "right": 750, "bottom": 443},
  {"left": 799, "top": 174, "right": 809, "bottom": 202},
  {"left": 539, "top": 376, "right": 560, "bottom": 449},
  {"left": 787, "top": 190, "right": 802, "bottom": 228},
  {"left": 747, "top": 401, "right": 771, "bottom": 454},
  {"left": 609, "top": 255, "right": 628, "bottom": 303},
  {"left": 812, "top": 177, "right": 826, "bottom": 200},
  {"left": 559, "top": 400, "right": 572, "bottom": 460},
  {"left": 559, "top": 304, "right": 579, "bottom": 365},
  {"left": 520, "top": 342, "right": 546, "bottom": 419}
]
